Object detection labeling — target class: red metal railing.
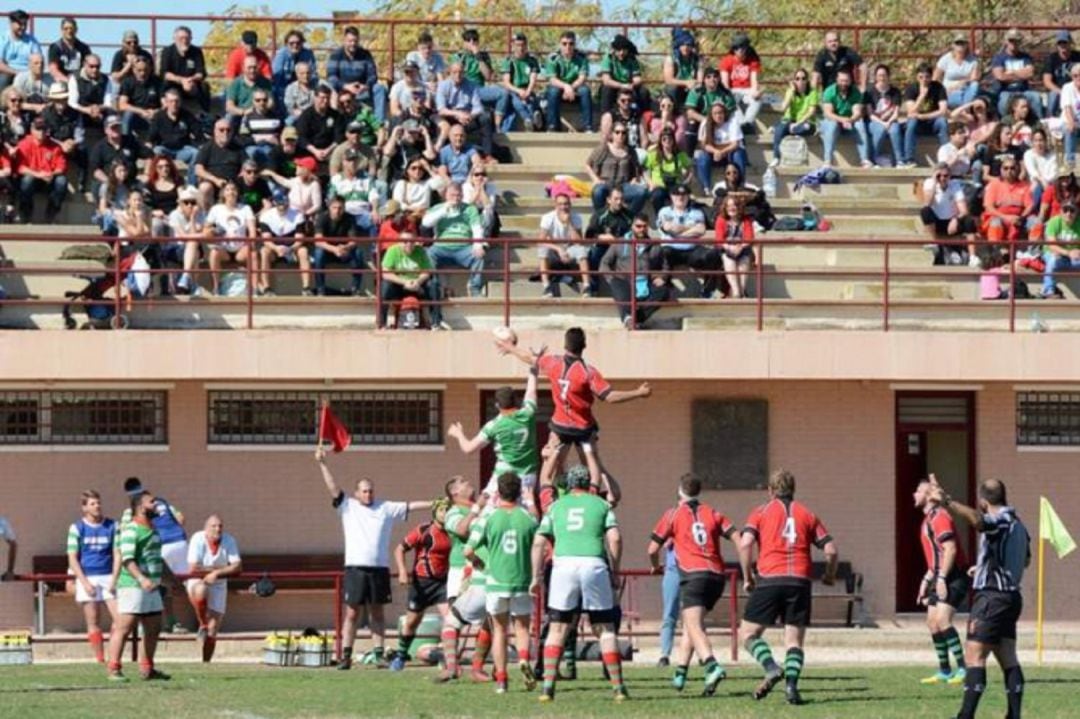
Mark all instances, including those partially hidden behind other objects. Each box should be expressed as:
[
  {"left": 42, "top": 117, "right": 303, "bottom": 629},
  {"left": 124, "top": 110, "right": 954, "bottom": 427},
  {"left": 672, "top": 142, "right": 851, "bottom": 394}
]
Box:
[{"left": 0, "top": 233, "right": 1060, "bottom": 333}]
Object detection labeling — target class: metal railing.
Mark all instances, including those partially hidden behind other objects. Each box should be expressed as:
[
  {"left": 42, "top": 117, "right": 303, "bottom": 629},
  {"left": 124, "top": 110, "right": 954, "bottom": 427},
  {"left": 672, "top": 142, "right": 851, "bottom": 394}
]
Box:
[{"left": 0, "top": 233, "right": 1067, "bottom": 333}]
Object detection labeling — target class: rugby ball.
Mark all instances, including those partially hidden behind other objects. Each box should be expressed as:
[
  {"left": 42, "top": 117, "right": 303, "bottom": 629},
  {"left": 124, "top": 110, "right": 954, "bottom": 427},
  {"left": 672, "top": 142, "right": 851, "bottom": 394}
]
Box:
[{"left": 493, "top": 326, "right": 518, "bottom": 345}]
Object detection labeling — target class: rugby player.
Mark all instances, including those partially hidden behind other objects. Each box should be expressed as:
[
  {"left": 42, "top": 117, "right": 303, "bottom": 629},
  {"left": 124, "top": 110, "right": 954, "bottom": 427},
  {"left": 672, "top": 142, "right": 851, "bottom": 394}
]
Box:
[
  {"left": 913, "top": 476, "right": 968, "bottom": 684},
  {"left": 185, "top": 514, "right": 242, "bottom": 662},
  {"left": 391, "top": 500, "right": 452, "bottom": 671},
  {"left": 465, "top": 473, "right": 539, "bottom": 694},
  {"left": 120, "top": 477, "right": 188, "bottom": 632},
  {"left": 66, "top": 490, "right": 119, "bottom": 662},
  {"left": 738, "top": 469, "right": 838, "bottom": 706},
  {"left": 647, "top": 473, "right": 739, "bottom": 696}
]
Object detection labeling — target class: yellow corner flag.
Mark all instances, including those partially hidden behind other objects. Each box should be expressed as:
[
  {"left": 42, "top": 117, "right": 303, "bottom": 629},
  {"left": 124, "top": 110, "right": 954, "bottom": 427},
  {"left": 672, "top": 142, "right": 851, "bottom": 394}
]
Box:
[{"left": 1040, "top": 496, "right": 1077, "bottom": 559}]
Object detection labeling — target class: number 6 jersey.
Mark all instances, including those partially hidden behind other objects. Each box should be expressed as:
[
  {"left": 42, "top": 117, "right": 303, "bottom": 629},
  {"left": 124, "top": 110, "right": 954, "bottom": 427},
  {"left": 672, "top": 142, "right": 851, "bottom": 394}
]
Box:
[
  {"left": 743, "top": 498, "right": 832, "bottom": 582},
  {"left": 651, "top": 500, "right": 736, "bottom": 575}
]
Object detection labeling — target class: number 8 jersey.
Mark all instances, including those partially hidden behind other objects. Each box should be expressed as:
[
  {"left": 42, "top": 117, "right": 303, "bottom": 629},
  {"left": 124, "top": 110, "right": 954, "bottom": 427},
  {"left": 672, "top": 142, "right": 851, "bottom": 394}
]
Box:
[
  {"left": 650, "top": 500, "right": 736, "bottom": 575},
  {"left": 743, "top": 498, "right": 832, "bottom": 581}
]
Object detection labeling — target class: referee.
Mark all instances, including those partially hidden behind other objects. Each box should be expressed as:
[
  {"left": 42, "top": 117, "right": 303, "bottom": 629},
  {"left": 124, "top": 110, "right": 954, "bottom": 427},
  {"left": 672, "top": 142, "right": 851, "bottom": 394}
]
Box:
[
  {"left": 316, "top": 447, "right": 431, "bottom": 669},
  {"left": 929, "top": 476, "right": 1030, "bottom": 719}
]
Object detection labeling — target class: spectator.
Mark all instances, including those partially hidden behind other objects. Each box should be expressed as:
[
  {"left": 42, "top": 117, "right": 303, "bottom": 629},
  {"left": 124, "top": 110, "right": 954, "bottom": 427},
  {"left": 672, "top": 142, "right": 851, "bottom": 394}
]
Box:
[
  {"left": 312, "top": 195, "right": 364, "bottom": 297},
  {"left": 720, "top": 32, "right": 763, "bottom": 131},
  {"left": 283, "top": 62, "right": 323, "bottom": 124},
  {"left": 1004, "top": 95, "right": 1037, "bottom": 148},
  {"left": 991, "top": 29, "right": 1042, "bottom": 119},
  {"left": 684, "top": 69, "right": 736, "bottom": 151},
  {"left": 645, "top": 93, "right": 687, "bottom": 151},
  {"left": 148, "top": 89, "right": 200, "bottom": 186},
  {"left": 499, "top": 33, "right": 541, "bottom": 132},
  {"left": 114, "top": 188, "right": 151, "bottom": 244},
  {"left": 295, "top": 85, "right": 342, "bottom": 166},
  {"left": 1061, "top": 64, "right": 1080, "bottom": 166},
  {"left": 238, "top": 88, "right": 282, "bottom": 166},
  {"left": 934, "top": 34, "right": 980, "bottom": 110},
  {"left": 41, "top": 82, "right": 82, "bottom": 179},
  {"left": 715, "top": 195, "right": 757, "bottom": 299},
  {"left": 694, "top": 101, "right": 746, "bottom": 190},
  {"left": 1043, "top": 30, "right": 1080, "bottom": 118},
  {"left": 1040, "top": 200, "right": 1080, "bottom": 298},
  {"left": 0, "top": 87, "right": 27, "bottom": 152},
  {"left": 450, "top": 28, "right": 506, "bottom": 127},
  {"left": 662, "top": 28, "right": 702, "bottom": 108},
  {"left": 94, "top": 160, "right": 135, "bottom": 234},
  {"left": 68, "top": 53, "right": 111, "bottom": 132},
  {"left": 257, "top": 189, "right": 311, "bottom": 296},
  {"left": 264, "top": 125, "right": 305, "bottom": 181},
  {"left": 538, "top": 193, "right": 588, "bottom": 297},
  {"left": 819, "top": 69, "right": 869, "bottom": 168},
  {"left": 47, "top": 16, "right": 90, "bottom": 86},
  {"left": 405, "top": 31, "right": 446, "bottom": 93},
  {"left": 435, "top": 61, "right": 495, "bottom": 158},
  {"left": 272, "top": 30, "right": 316, "bottom": 107},
  {"left": 0, "top": 10, "right": 40, "bottom": 91},
  {"left": 381, "top": 119, "right": 436, "bottom": 184},
  {"left": 1024, "top": 128, "right": 1058, "bottom": 209},
  {"left": 144, "top": 154, "right": 180, "bottom": 238},
  {"left": 937, "top": 121, "right": 978, "bottom": 183},
  {"left": 599, "top": 87, "right": 644, "bottom": 149},
  {"left": 981, "top": 123, "right": 1024, "bottom": 184},
  {"left": 231, "top": 158, "right": 271, "bottom": 216},
  {"left": 585, "top": 184, "right": 634, "bottom": 293},
  {"left": 644, "top": 127, "right": 693, "bottom": 212},
  {"left": 1040, "top": 170, "right": 1080, "bottom": 224},
  {"left": 380, "top": 233, "right": 439, "bottom": 329},
  {"left": 980, "top": 156, "right": 1037, "bottom": 251},
  {"left": 329, "top": 120, "right": 379, "bottom": 178},
  {"left": 599, "top": 34, "right": 647, "bottom": 116},
  {"left": 88, "top": 115, "right": 147, "bottom": 195},
  {"left": 337, "top": 91, "right": 385, "bottom": 150},
  {"left": 711, "top": 163, "right": 773, "bottom": 231},
  {"left": 225, "top": 56, "right": 274, "bottom": 129},
  {"left": 421, "top": 181, "right": 486, "bottom": 303},
  {"left": 951, "top": 95, "right": 997, "bottom": 156},
  {"left": 110, "top": 30, "right": 154, "bottom": 88},
  {"left": 13, "top": 52, "right": 50, "bottom": 114},
  {"left": 117, "top": 57, "right": 162, "bottom": 138},
  {"left": 585, "top": 120, "right": 647, "bottom": 214},
  {"left": 812, "top": 31, "right": 862, "bottom": 91},
  {"left": 462, "top": 165, "right": 499, "bottom": 239},
  {"left": 770, "top": 68, "right": 819, "bottom": 166},
  {"left": 164, "top": 185, "right": 205, "bottom": 295},
  {"left": 204, "top": 180, "right": 257, "bottom": 295},
  {"left": 389, "top": 61, "right": 431, "bottom": 121},
  {"left": 328, "top": 149, "right": 380, "bottom": 236},
  {"left": 0, "top": 513, "right": 14, "bottom": 580},
  {"left": 438, "top": 124, "right": 481, "bottom": 184},
  {"left": 600, "top": 212, "right": 670, "bottom": 328},
  {"left": 184, "top": 515, "right": 242, "bottom": 663},
  {"left": 282, "top": 156, "right": 323, "bottom": 224},
  {"left": 921, "top": 161, "right": 978, "bottom": 267},
  {"left": 66, "top": 490, "right": 118, "bottom": 664},
  {"left": 224, "top": 31, "right": 270, "bottom": 81},
  {"left": 377, "top": 199, "right": 419, "bottom": 253},
  {"left": 392, "top": 156, "right": 434, "bottom": 214},
  {"left": 650, "top": 183, "right": 719, "bottom": 298},
  {"left": 544, "top": 31, "right": 592, "bottom": 133},
  {"left": 195, "top": 119, "right": 246, "bottom": 208},
  {"left": 159, "top": 26, "right": 209, "bottom": 113},
  {"left": 656, "top": 545, "right": 681, "bottom": 664},
  {"left": 327, "top": 26, "right": 387, "bottom": 124},
  {"left": 0, "top": 143, "right": 14, "bottom": 220},
  {"left": 864, "top": 64, "right": 904, "bottom": 168}
]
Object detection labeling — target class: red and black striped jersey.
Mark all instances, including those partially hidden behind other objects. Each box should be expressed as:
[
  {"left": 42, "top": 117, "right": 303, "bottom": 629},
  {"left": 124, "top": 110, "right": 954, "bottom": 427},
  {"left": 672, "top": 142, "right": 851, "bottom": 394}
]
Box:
[
  {"left": 401, "top": 521, "right": 451, "bottom": 580},
  {"left": 538, "top": 353, "right": 612, "bottom": 430},
  {"left": 651, "top": 500, "right": 736, "bottom": 574},
  {"left": 921, "top": 507, "right": 967, "bottom": 576},
  {"left": 743, "top": 498, "right": 831, "bottom": 580}
]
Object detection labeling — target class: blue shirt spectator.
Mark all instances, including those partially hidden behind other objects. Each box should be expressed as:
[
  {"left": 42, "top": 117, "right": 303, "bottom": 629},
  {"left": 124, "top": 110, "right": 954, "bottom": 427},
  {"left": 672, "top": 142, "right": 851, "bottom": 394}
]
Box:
[
  {"left": 271, "top": 32, "right": 317, "bottom": 100},
  {"left": 0, "top": 10, "right": 41, "bottom": 87},
  {"left": 435, "top": 75, "right": 483, "bottom": 117},
  {"left": 656, "top": 202, "right": 706, "bottom": 251},
  {"left": 438, "top": 141, "right": 479, "bottom": 183},
  {"left": 327, "top": 31, "right": 379, "bottom": 93}
]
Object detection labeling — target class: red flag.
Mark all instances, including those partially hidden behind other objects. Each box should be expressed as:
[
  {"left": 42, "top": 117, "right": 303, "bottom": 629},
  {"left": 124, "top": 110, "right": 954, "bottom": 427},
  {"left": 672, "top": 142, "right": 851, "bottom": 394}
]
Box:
[{"left": 318, "top": 404, "right": 352, "bottom": 453}]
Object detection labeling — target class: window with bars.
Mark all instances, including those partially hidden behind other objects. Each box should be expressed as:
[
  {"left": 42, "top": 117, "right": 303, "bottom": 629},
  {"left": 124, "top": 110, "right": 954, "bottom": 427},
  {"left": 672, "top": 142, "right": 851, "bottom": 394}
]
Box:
[
  {"left": 207, "top": 390, "right": 443, "bottom": 446},
  {"left": 1016, "top": 392, "right": 1080, "bottom": 446},
  {"left": 0, "top": 390, "right": 167, "bottom": 445}
]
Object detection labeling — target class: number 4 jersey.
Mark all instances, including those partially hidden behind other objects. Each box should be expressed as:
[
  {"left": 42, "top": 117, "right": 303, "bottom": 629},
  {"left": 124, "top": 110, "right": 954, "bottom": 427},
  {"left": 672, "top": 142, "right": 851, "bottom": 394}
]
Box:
[
  {"left": 651, "top": 500, "right": 736, "bottom": 574},
  {"left": 743, "top": 498, "right": 832, "bottom": 581}
]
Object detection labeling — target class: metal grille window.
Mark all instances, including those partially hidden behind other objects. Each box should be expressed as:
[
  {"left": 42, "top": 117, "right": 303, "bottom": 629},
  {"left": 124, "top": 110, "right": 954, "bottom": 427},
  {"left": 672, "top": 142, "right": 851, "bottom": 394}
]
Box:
[
  {"left": 1016, "top": 392, "right": 1080, "bottom": 446},
  {"left": 208, "top": 390, "right": 442, "bottom": 446},
  {"left": 0, "top": 390, "right": 167, "bottom": 445}
]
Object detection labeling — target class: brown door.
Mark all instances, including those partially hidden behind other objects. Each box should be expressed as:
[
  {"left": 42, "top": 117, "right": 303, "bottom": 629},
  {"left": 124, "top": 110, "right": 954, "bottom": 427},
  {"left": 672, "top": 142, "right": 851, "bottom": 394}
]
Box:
[
  {"left": 895, "top": 392, "right": 976, "bottom": 613},
  {"left": 478, "top": 389, "right": 552, "bottom": 484}
]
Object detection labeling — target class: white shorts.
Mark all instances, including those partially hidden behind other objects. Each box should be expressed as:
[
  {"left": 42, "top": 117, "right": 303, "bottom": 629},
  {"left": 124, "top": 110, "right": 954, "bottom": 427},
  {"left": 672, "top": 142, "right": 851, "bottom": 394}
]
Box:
[
  {"left": 161, "top": 541, "right": 189, "bottom": 575},
  {"left": 447, "top": 566, "right": 466, "bottom": 600},
  {"left": 75, "top": 574, "right": 115, "bottom": 604},
  {"left": 548, "top": 556, "right": 614, "bottom": 613},
  {"left": 486, "top": 592, "right": 533, "bottom": 617},
  {"left": 483, "top": 472, "right": 537, "bottom": 507},
  {"left": 451, "top": 584, "right": 488, "bottom": 625},
  {"left": 184, "top": 578, "right": 228, "bottom": 614},
  {"left": 116, "top": 586, "right": 164, "bottom": 615}
]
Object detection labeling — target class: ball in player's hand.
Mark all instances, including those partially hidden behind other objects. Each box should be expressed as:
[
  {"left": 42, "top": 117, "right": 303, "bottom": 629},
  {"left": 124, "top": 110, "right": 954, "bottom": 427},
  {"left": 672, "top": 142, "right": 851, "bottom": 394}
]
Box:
[{"left": 493, "top": 326, "right": 518, "bottom": 346}]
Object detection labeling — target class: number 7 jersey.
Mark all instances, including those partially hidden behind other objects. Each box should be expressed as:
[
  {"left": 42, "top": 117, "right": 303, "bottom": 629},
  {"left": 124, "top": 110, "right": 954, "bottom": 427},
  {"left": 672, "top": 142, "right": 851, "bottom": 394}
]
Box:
[
  {"left": 651, "top": 500, "right": 736, "bottom": 574},
  {"left": 743, "top": 498, "right": 832, "bottom": 581},
  {"left": 537, "top": 354, "right": 612, "bottom": 430}
]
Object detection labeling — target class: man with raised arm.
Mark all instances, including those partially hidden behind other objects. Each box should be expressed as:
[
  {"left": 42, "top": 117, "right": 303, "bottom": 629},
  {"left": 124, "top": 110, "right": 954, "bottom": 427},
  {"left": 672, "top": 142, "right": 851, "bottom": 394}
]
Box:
[{"left": 314, "top": 446, "right": 432, "bottom": 669}]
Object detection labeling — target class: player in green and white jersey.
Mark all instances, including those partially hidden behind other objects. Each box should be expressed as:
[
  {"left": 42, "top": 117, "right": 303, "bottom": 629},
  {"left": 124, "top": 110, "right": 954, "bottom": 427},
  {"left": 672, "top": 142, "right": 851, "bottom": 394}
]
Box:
[
  {"left": 466, "top": 473, "right": 539, "bottom": 695},
  {"left": 448, "top": 364, "right": 540, "bottom": 512},
  {"left": 531, "top": 466, "right": 626, "bottom": 702}
]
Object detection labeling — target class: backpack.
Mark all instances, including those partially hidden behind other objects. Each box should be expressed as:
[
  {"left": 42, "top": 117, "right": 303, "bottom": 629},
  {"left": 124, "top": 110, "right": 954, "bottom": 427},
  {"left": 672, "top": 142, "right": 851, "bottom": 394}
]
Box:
[{"left": 779, "top": 135, "right": 809, "bottom": 167}]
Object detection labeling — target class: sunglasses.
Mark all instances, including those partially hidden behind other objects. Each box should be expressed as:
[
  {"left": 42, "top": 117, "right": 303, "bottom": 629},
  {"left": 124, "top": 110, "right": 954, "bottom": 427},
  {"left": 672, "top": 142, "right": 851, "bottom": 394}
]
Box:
[
  {"left": 181, "top": 199, "right": 198, "bottom": 205},
  {"left": 1065, "top": 207, "right": 1078, "bottom": 213},
  {"left": 9, "top": 98, "right": 21, "bottom": 103}
]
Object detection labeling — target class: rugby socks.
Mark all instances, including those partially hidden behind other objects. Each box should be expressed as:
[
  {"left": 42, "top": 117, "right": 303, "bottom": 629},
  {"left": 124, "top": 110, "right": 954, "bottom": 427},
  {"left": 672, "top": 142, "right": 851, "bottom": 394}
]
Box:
[
  {"left": 943, "top": 627, "right": 966, "bottom": 669},
  {"left": 472, "top": 627, "right": 492, "bottom": 671},
  {"left": 1004, "top": 665, "right": 1024, "bottom": 719},
  {"left": 958, "top": 666, "right": 987, "bottom": 719},
  {"left": 749, "top": 638, "right": 780, "bottom": 674},
  {"left": 341, "top": 646, "right": 353, "bottom": 665},
  {"left": 674, "top": 664, "right": 690, "bottom": 682},
  {"left": 88, "top": 630, "right": 105, "bottom": 663},
  {"left": 563, "top": 625, "right": 577, "bottom": 674},
  {"left": 542, "top": 644, "right": 561, "bottom": 690},
  {"left": 202, "top": 636, "right": 217, "bottom": 663},
  {"left": 494, "top": 668, "right": 508, "bottom": 690},
  {"left": 192, "top": 598, "right": 209, "bottom": 629},
  {"left": 784, "top": 648, "right": 805, "bottom": 687},
  {"left": 931, "top": 632, "right": 951, "bottom": 673},
  {"left": 397, "top": 634, "right": 415, "bottom": 661},
  {"left": 517, "top": 646, "right": 530, "bottom": 665},
  {"left": 601, "top": 651, "right": 624, "bottom": 690},
  {"left": 441, "top": 627, "right": 460, "bottom": 674}
]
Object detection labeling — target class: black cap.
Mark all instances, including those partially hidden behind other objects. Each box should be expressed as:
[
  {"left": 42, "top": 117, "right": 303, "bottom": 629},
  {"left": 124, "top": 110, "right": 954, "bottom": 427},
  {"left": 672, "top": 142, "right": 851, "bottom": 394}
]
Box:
[
  {"left": 512, "top": 32, "right": 527, "bottom": 42},
  {"left": 671, "top": 183, "right": 690, "bottom": 195},
  {"left": 241, "top": 30, "right": 258, "bottom": 46}
]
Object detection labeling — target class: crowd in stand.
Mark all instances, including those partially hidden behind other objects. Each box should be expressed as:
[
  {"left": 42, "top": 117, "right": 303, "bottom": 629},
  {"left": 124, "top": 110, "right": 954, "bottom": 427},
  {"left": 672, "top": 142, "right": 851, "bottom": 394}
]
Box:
[{"left": 2, "top": 11, "right": 1080, "bottom": 321}]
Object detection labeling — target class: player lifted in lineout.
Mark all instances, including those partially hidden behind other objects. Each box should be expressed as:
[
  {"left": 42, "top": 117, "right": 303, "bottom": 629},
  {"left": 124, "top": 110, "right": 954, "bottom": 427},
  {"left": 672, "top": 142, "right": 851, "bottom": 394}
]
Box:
[{"left": 496, "top": 326, "right": 650, "bottom": 493}]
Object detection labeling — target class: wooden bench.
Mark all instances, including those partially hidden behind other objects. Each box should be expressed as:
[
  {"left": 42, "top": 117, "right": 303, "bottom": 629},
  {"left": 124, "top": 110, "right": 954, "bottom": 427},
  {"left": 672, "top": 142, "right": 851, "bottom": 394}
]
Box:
[{"left": 712, "top": 561, "right": 865, "bottom": 628}]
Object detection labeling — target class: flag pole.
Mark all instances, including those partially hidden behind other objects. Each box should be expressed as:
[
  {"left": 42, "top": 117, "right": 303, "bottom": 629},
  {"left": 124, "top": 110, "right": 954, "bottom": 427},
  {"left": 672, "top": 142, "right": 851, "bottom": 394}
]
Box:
[
  {"left": 317, "top": 397, "right": 327, "bottom": 452},
  {"left": 1037, "top": 531, "right": 1045, "bottom": 666}
]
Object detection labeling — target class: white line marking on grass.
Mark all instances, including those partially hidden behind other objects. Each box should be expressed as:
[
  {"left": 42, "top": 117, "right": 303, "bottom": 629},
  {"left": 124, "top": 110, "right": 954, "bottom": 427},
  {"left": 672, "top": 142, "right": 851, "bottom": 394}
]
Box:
[{"left": 217, "top": 711, "right": 272, "bottom": 719}]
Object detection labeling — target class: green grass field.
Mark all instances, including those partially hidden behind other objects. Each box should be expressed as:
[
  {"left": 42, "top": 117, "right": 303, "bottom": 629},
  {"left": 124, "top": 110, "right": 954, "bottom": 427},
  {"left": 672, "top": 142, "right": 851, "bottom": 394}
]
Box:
[{"left": 1, "top": 662, "right": 1076, "bottom": 719}]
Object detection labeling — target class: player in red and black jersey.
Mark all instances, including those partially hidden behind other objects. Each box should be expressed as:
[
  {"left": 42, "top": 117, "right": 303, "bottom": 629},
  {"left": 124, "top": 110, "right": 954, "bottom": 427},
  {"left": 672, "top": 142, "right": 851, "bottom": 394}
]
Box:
[
  {"left": 914, "top": 476, "right": 969, "bottom": 684},
  {"left": 647, "top": 474, "right": 739, "bottom": 696},
  {"left": 391, "top": 501, "right": 453, "bottom": 670},
  {"left": 738, "top": 469, "right": 838, "bottom": 706},
  {"left": 498, "top": 327, "right": 650, "bottom": 491}
]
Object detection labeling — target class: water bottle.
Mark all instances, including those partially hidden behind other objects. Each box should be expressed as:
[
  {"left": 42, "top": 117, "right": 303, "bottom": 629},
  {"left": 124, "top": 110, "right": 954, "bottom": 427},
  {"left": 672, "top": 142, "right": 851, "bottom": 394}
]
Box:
[
  {"left": 762, "top": 166, "right": 777, "bottom": 199},
  {"left": 1031, "top": 312, "right": 1048, "bottom": 333}
]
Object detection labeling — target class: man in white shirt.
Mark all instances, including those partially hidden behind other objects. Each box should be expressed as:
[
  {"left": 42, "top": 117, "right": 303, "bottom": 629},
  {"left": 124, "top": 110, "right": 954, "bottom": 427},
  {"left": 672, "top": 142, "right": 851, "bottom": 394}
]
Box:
[
  {"left": 649, "top": 184, "right": 721, "bottom": 298},
  {"left": 937, "top": 121, "right": 977, "bottom": 182},
  {"left": 315, "top": 446, "right": 432, "bottom": 669},
  {"left": 257, "top": 189, "right": 312, "bottom": 296},
  {"left": 0, "top": 515, "right": 16, "bottom": 581},
  {"left": 538, "top": 193, "right": 589, "bottom": 297},
  {"left": 921, "top": 162, "right": 977, "bottom": 266},
  {"left": 185, "top": 514, "right": 242, "bottom": 662}
]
